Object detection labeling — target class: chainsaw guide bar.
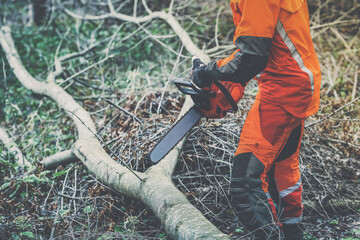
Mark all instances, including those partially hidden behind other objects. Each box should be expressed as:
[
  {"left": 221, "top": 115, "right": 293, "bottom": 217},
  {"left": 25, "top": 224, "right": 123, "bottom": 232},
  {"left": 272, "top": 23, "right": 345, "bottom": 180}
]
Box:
[
  {"left": 149, "top": 60, "right": 240, "bottom": 164},
  {"left": 150, "top": 106, "right": 203, "bottom": 163}
]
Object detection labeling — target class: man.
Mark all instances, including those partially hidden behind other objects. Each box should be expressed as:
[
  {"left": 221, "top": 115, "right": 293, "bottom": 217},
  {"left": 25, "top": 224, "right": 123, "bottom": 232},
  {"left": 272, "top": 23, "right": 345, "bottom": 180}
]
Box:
[{"left": 191, "top": 0, "right": 321, "bottom": 239}]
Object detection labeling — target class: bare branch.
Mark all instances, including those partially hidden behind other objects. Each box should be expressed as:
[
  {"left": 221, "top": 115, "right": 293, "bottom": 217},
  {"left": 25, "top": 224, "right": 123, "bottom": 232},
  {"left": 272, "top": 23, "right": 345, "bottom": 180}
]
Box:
[
  {"left": 105, "top": 99, "right": 143, "bottom": 125},
  {"left": 0, "top": 26, "right": 96, "bottom": 139},
  {"left": 214, "top": 7, "right": 223, "bottom": 48},
  {"left": 0, "top": 26, "right": 230, "bottom": 240},
  {"left": 60, "top": 54, "right": 114, "bottom": 86},
  {"left": 306, "top": 96, "right": 360, "bottom": 128},
  {"left": 310, "top": 3, "right": 360, "bottom": 30},
  {"left": 42, "top": 150, "right": 79, "bottom": 169},
  {"left": 65, "top": 4, "right": 210, "bottom": 62},
  {"left": 352, "top": 66, "right": 358, "bottom": 100},
  {"left": 141, "top": 0, "right": 153, "bottom": 15},
  {"left": 168, "top": 0, "right": 175, "bottom": 14},
  {"left": 0, "top": 25, "right": 144, "bottom": 196}
]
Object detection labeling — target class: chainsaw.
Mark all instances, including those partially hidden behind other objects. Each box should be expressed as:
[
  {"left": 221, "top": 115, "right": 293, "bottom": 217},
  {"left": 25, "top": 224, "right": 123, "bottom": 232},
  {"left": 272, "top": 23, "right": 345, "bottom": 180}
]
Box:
[{"left": 150, "top": 58, "right": 244, "bottom": 163}]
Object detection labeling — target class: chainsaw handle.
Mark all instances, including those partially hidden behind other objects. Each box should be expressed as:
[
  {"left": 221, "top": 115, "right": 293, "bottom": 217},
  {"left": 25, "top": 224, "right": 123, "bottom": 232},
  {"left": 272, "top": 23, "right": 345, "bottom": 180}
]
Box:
[
  {"left": 213, "top": 80, "right": 238, "bottom": 113},
  {"left": 174, "top": 80, "right": 215, "bottom": 97},
  {"left": 174, "top": 79, "right": 238, "bottom": 113}
]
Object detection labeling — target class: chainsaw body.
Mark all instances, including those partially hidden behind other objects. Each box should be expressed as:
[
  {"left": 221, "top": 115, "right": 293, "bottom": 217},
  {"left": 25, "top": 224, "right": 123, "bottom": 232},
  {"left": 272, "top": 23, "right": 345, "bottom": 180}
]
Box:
[
  {"left": 175, "top": 79, "right": 244, "bottom": 118},
  {"left": 150, "top": 78, "right": 244, "bottom": 162}
]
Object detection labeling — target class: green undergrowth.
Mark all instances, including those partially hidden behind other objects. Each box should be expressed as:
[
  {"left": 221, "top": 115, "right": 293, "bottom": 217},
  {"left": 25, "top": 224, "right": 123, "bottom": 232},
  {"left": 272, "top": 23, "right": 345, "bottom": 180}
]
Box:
[{"left": 0, "top": 0, "right": 359, "bottom": 239}]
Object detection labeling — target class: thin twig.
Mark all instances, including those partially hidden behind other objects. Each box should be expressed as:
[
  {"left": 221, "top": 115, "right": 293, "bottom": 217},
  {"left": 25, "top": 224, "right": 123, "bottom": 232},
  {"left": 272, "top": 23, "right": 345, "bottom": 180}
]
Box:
[
  {"left": 352, "top": 66, "right": 358, "bottom": 100},
  {"left": 214, "top": 7, "right": 223, "bottom": 48},
  {"left": 157, "top": 45, "right": 184, "bottom": 115},
  {"left": 305, "top": 97, "right": 360, "bottom": 128},
  {"left": 314, "top": 135, "right": 360, "bottom": 149},
  {"left": 105, "top": 99, "right": 143, "bottom": 125},
  {"left": 60, "top": 54, "right": 115, "bottom": 85}
]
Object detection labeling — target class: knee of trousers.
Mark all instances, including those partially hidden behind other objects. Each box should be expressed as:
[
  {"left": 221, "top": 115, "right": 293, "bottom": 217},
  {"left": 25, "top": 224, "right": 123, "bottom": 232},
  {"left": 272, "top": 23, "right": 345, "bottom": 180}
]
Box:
[
  {"left": 230, "top": 152, "right": 276, "bottom": 230},
  {"left": 230, "top": 152, "right": 269, "bottom": 208},
  {"left": 230, "top": 152, "right": 265, "bottom": 195}
]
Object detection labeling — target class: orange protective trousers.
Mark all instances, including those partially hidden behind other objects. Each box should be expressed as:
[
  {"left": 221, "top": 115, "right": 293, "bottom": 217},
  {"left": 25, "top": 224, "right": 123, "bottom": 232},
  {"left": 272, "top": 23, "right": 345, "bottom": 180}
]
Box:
[{"left": 231, "top": 96, "right": 304, "bottom": 238}]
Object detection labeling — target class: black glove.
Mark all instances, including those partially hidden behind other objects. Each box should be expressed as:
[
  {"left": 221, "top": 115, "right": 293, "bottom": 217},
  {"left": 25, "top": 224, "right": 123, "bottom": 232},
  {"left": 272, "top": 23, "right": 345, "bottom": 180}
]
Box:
[{"left": 190, "top": 57, "right": 212, "bottom": 88}]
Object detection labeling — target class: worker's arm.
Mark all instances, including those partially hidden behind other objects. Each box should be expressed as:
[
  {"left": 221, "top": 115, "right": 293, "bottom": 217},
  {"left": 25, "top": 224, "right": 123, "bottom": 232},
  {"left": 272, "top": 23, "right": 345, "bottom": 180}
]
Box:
[{"left": 192, "top": 0, "right": 280, "bottom": 87}]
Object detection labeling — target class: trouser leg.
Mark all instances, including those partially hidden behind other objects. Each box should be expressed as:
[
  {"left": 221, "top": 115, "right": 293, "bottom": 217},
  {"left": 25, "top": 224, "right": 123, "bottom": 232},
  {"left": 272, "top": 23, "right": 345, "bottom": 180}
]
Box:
[
  {"left": 271, "top": 123, "right": 305, "bottom": 240},
  {"left": 231, "top": 153, "right": 282, "bottom": 239},
  {"left": 231, "top": 99, "right": 303, "bottom": 239}
]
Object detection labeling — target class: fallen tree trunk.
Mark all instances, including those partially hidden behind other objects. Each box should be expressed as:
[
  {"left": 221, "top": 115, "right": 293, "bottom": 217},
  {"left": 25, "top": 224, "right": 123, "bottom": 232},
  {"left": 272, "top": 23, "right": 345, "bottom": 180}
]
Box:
[{"left": 0, "top": 26, "right": 230, "bottom": 240}]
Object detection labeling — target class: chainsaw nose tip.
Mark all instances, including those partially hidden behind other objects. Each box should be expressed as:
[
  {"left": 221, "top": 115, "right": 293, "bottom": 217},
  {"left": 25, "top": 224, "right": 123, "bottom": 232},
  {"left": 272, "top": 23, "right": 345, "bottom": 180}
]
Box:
[{"left": 150, "top": 150, "right": 161, "bottom": 163}]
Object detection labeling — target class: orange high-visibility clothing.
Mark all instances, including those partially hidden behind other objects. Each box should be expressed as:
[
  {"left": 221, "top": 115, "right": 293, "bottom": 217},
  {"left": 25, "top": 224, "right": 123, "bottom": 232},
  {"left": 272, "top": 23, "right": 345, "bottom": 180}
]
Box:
[
  {"left": 206, "top": 0, "right": 321, "bottom": 118},
  {"left": 232, "top": 98, "right": 304, "bottom": 238},
  {"left": 209, "top": 0, "right": 322, "bottom": 238}
]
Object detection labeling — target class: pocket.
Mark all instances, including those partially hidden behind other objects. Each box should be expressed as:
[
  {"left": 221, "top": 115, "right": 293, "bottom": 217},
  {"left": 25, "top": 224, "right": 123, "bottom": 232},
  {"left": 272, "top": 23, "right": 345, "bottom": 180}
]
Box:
[
  {"left": 259, "top": 101, "right": 293, "bottom": 146},
  {"left": 269, "top": 57, "right": 303, "bottom": 72}
]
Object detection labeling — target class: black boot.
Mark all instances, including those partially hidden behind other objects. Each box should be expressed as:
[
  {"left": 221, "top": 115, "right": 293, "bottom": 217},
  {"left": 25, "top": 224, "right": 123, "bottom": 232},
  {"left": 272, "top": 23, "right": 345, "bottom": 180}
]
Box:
[
  {"left": 231, "top": 153, "right": 283, "bottom": 239},
  {"left": 283, "top": 223, "right": 303, "bottom": 240}
]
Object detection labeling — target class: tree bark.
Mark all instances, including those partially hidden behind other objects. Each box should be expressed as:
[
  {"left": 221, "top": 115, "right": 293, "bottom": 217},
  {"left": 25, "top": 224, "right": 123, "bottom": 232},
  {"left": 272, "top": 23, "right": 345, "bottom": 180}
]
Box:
[
  {"left": 31, "top": 0, "right": 47, "bottom": 26},
  {"left": 0, "top": 26, "right": 230, "bottom": 240},
  {"left": 41, "top": 150, "right": 78, "bottom": 169}
]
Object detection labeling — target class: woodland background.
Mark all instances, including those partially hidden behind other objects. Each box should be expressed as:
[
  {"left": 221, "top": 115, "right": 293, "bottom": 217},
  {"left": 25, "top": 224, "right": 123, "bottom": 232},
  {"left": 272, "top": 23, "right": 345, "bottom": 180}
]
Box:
[{"left": 0, "top": 0, "right": 359, "bottom": 239}]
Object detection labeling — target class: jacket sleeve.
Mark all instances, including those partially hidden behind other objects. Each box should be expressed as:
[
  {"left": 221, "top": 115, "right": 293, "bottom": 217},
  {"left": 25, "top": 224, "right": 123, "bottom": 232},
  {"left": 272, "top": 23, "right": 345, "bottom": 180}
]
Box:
[{"left": 204, "top": 0, "right": 280, "bottom": 86}]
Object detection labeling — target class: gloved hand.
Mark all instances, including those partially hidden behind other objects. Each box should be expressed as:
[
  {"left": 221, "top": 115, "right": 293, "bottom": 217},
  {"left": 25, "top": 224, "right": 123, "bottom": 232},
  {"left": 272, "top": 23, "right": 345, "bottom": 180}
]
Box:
[{"left": 190, "top": 57, "right": 212, "bottom": 88}]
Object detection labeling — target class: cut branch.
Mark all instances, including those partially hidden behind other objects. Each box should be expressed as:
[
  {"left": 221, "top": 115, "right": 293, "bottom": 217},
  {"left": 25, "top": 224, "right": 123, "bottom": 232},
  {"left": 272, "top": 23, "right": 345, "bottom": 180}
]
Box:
[
  {"left": 0, "top": 26, "right": 230, "bottom": 239},
  {"left": 42, "top": 150, "right": 79, "bottom": 169}
]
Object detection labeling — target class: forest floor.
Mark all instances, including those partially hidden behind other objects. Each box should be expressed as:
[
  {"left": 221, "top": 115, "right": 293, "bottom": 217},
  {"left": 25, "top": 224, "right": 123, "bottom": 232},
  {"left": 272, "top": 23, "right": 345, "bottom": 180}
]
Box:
[
  {"left": 1, "top": 91, "right": 359, "bottom": 240},
  {"left": 1, "top": 1, "right": 359, "bottom": 239}
]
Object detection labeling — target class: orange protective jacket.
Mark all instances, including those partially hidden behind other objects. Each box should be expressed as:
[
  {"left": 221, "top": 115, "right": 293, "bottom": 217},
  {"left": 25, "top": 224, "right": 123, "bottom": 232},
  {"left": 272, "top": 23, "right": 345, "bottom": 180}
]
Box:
[{"left": 204, "top": 0, "right": 321, "bottom": 118}]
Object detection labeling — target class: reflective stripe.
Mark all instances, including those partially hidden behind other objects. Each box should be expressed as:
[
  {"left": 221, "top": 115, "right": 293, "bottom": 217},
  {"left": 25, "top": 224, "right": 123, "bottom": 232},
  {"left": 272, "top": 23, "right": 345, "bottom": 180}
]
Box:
[
  {"left": 255, "top": 72, "right": 263, "bottom": 79},
  {"left": 266, "top": 192, "right": 271, "bottom": 199},
  {"left": 283, "top": 216, "right": 302, "bottom": 224},
  {"left": 275, "top": 21, "right": 314, "bottom": 94},
  {"left": 280, "top": 178, "right": 301, "bottom": 198}
]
